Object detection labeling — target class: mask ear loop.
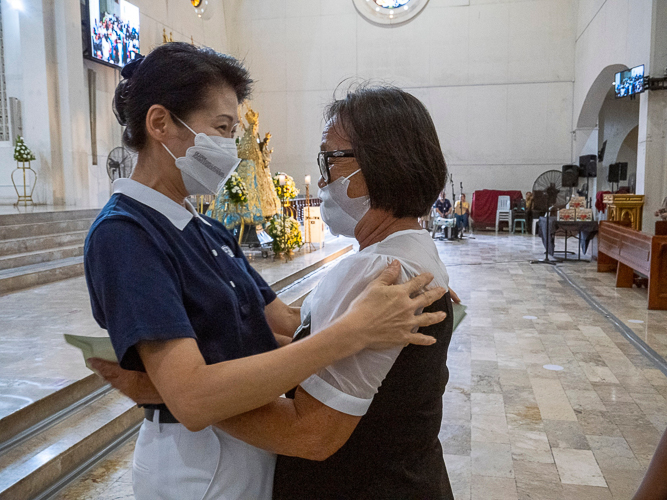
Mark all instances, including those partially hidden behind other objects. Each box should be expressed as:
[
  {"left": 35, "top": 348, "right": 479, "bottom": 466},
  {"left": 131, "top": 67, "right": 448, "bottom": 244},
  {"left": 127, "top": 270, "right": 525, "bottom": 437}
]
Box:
[
  {"left": 342, "top": 169, "right": 370, "bottom": 207},
  {"left": 174, "top": 116, "right": 198, "bottom": 137},
  {"left": 161, "top": 143, "right": 178, "bottom": 160},
  {"left": 344, "top": 169, "right": 362, "bottom": 181},
  {"left": 161, "top": 114, "right": 197, "bottom": 160}
]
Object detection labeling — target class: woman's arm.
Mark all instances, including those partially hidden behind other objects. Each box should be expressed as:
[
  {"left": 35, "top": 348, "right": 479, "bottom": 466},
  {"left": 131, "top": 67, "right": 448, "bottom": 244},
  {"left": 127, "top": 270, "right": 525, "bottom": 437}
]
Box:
[
  {"left": 264, "top": 297, "right": 300, "bottom": 345},
  {"left": 217, "top": 388, "right": 359, "bottom": 461},
  {"left": 633, "top": 427, "right": 667, "bottom": 500},
  {"left": 129, "top": 264, "right": 446, "bottom": 432},
  {"left": 90, "top": 359, "right": 357, "bottom": 461}
]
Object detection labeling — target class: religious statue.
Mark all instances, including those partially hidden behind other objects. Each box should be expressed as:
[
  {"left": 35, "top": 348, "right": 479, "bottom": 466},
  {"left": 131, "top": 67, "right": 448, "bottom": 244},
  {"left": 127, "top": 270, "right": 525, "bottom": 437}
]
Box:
[
  {"left": 208, "top": 107, "right": 280, "bottom": 226},
  {"left": 656, "top": 197, "right": 667, "bottom": 221}
]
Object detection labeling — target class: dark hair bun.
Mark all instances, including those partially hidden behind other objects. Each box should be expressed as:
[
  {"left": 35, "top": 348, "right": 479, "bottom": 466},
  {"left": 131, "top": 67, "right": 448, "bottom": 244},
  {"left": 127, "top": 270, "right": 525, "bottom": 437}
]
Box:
[{"left": 113, "top": 79, "right": 130, "bottom": 126}]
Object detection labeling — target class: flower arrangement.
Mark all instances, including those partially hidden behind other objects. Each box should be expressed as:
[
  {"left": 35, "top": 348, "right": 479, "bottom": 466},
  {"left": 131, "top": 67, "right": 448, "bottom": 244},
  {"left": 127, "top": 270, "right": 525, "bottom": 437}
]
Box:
[
  {"left": 224, "top": 172, "right": 248, "bottom": 205},
  {"left": 272, "top": 172, "right": 299, "bottom": 202},
  {"left": 266, "top": 214, "right": 303, "bottom": 254},
  {"left": 14, "top": 137, "right": 36, "bottom": 163}
]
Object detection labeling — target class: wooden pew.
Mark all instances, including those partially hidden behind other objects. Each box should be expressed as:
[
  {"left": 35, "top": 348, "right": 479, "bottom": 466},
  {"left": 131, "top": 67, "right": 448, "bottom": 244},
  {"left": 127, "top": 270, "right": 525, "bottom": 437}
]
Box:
[{"left": 597, "top": 221, "right": 667, "bottom": 310}]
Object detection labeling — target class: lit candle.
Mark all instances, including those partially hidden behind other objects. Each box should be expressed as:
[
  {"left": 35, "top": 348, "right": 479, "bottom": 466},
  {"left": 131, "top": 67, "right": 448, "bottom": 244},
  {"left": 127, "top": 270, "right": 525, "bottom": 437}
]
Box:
[
  {"left": 305, "top": 175, "right": 311, "bottom": 186},
  {"left": 279, "top": 174, "right": 286, "bottom": 186}
]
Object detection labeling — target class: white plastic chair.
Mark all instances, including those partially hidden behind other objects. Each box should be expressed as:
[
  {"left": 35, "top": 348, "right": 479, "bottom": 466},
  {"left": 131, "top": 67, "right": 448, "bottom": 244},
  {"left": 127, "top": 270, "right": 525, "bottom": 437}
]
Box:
[{"left": 495, "top": 196, "right": 512, "bottom": 233}]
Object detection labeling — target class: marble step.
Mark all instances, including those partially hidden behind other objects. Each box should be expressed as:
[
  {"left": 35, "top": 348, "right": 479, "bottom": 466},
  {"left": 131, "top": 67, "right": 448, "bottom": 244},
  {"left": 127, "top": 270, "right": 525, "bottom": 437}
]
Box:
[
  {"left": 0, "top": 374, "right": 107, "bottom": 449},
  {"left": 0, "top": 389, "right": 142, "bottom": 500},
  {"left": 0, "top": 218, "right": 94, "bottom": 241},
  {"left": 0, "top": 256, "right": 84, "bottom": 295},
  {"left": 0, "top": 244, "right": 84, "bottom": 271},
  {"left": 0, "top": 209, "right": 99, "bottom": 227},
  {"left": 0, "top": 231, "right": 87, "bottom": 258}
]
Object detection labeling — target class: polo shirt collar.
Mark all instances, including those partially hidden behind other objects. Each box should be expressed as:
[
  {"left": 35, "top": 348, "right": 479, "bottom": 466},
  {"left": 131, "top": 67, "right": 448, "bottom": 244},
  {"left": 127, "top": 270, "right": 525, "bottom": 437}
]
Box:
[{"left": 113, "top": 178, "right": 211, "bottom": 231}]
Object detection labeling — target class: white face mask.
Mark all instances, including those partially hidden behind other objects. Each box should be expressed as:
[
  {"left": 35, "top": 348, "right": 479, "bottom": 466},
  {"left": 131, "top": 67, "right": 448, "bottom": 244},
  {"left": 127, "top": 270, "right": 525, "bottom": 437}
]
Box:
[
  {"left": 318, "top": 170, "right": 370, "bottom": 238},
  {"left": 162, "top": 117, "right": 241, "bottom": 196}
]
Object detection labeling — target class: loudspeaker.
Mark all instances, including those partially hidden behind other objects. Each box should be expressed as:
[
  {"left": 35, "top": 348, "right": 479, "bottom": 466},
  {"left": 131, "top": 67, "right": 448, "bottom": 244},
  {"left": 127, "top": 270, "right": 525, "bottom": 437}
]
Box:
[
  {"left": 562, "top": 164, "right": 579, "bottom": 187},
  {"left": 619, "top": 162, "right": 628, "bottom": 181},
  {"left": 608, "top": 163, "right": 620, "bottom": 183},
  {"left": 579, "top": 154, "right": 597, "bottom": 178}
]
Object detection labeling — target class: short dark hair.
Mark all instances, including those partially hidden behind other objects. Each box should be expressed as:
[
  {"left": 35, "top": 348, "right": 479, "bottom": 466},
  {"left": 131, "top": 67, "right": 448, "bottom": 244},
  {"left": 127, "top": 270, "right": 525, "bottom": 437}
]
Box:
[
  {"left": 325, "top": 85, "right": 447, "bottom": 218},
  {"left": 113, "top": 43, "right": 253, "bottom": 150}
]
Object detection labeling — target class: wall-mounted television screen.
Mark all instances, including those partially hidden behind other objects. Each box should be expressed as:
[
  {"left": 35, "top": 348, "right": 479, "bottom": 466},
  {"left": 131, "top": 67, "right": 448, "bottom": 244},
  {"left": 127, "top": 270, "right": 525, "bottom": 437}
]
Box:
[
  {"left": 614, "top": 65, "right": 645, "bottom": 98},
  {"left": 86, "top": 0, "right": 140, "bottom": 69}
]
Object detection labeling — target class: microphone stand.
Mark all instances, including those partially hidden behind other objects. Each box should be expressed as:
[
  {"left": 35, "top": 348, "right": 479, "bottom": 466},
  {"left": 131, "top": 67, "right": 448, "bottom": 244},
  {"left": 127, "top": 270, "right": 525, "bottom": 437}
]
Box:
[{"left": 531, "top": 206, "right": 561, "bottom": 265}]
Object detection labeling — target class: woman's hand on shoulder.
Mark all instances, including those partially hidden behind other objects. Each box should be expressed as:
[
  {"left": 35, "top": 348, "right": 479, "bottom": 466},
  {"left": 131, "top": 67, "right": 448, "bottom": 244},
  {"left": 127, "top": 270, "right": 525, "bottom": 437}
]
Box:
[{"left": 338, "top": 261, "right": 447, "bottom": 350}]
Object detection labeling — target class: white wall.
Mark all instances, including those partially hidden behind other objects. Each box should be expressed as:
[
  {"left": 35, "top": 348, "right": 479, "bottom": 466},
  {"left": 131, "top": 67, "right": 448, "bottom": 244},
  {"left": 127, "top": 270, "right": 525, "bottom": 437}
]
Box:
[
  {"left": 0, "top": 0, "right": 229, "bottom": 206},
  {"left": 573, "top": 0, "right": 665, "bottom": 232},
  {"left": 224, "top": 0, "right": 577, "bottom": 197}
]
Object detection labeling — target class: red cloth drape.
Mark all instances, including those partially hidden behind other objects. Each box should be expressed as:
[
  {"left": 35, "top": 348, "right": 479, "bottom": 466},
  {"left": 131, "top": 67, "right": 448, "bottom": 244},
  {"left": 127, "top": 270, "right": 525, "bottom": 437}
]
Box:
[{"left": 470, "top": 190, "right": 523, "bottom": 227}]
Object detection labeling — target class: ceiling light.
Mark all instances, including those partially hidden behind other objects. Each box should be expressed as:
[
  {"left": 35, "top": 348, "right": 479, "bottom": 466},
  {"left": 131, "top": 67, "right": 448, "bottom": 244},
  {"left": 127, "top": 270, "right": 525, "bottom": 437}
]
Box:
[{"left": 7, "top": 0, "right": 23, "bottom": 10}]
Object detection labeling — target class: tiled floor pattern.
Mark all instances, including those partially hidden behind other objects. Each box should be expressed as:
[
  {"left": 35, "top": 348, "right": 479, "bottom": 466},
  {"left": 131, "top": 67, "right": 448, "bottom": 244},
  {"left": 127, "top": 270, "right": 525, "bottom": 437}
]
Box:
[
  {"left": 558, "top": 264, "right": 667, "bottom": 364},
  {"left": 55, "top": 233, "right": 665, "bottom": 499}
]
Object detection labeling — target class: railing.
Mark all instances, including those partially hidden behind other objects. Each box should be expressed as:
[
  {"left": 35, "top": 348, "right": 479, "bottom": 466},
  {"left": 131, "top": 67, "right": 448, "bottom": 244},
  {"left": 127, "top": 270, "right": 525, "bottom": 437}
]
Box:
[
  {"left": 191, "top": 194, "right": 322, "bottom": 222},
  {"left": 289, "top": 197, "right": 321, "bottom": 222}
]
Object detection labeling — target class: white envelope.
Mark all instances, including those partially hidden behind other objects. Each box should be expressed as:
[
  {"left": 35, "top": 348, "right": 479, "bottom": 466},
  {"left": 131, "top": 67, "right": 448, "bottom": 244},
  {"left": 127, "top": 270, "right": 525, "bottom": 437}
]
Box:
[{"left": 64, "top": 334, "right": 118, "bottom": 371}]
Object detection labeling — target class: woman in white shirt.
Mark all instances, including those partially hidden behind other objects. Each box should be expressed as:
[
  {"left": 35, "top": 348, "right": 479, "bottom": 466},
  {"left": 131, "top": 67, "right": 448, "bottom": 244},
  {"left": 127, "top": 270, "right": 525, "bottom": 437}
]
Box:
[{"left": 93, "top": 84, "right": 455, "bottom": 499}]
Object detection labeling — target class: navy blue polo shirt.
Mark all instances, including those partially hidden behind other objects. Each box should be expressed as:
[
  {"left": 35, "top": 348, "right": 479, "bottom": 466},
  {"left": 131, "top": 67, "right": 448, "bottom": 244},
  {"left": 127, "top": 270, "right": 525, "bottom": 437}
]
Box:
[{"left": 84, "top": 179, "right": 279, "bottom": 371}]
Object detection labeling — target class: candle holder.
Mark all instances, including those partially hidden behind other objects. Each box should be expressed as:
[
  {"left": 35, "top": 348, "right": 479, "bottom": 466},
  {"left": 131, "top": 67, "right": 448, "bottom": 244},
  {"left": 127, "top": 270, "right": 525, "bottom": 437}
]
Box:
[{"left": 303, "top": 176, "right": 315, "bottom": 251}]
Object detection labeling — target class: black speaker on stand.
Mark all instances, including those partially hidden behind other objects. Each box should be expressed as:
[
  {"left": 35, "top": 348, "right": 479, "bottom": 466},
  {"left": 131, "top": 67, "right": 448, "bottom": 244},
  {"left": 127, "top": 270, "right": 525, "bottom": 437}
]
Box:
[
  {"left": 562, "top": 164, "right": 579, "bottom": 188},
  {"left": 608, "top": 163, "right": 620, "bottom": 192},
  {"left": 579, "top": 155, "right": 597, "bottom": 208}
]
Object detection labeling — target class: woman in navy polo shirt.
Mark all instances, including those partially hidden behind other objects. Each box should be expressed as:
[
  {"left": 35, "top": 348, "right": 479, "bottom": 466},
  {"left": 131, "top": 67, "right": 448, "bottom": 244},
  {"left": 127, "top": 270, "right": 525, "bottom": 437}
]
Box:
[{"left": 84, "top": 43, "right": 446, "bottom": 500}]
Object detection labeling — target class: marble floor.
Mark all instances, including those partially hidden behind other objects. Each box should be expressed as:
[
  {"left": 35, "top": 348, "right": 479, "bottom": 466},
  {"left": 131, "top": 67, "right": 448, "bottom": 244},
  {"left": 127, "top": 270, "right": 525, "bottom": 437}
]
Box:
[
  {"left": 0, "top": 236, "right": 352, "bottom": 422},
  {"left": 43, "top": 233, "right": 667, "bottom": 498}
]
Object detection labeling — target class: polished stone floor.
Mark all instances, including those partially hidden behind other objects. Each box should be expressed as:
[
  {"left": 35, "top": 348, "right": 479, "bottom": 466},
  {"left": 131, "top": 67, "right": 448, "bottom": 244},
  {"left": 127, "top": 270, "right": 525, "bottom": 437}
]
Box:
[{"left": 49, "top": 233, "right": 667, "bottom": 498}]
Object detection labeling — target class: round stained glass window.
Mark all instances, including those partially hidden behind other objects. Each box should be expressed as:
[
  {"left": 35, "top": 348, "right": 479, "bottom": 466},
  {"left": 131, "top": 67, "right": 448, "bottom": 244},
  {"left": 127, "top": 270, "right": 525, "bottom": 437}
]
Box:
[
  {"left": 373, "top": 0, "right": 411, "bottom": 8},
  {"left": 353, "top": 0, "right": 428, "bottom": 26}
]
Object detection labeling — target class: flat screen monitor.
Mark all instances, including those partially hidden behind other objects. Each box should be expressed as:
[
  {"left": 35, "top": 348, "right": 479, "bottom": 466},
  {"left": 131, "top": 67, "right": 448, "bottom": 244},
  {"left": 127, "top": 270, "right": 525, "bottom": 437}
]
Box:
[
  {"left": 614, "top": 65, "right": 645, "bottom": 98},
  {"left": 85, "top": 0, "right": 140, "bottom": 69}
]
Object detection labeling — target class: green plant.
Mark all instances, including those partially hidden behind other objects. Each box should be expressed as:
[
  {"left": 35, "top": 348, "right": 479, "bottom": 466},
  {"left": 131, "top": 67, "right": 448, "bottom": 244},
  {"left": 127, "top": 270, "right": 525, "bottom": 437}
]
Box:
[
  {"left": 14, "top": 137, "right": 36, "bottom": 163},
  {"left": 266, "top": 214, "right": 303, "bottom": 253},
  {"left": 224, "top": 172, "right": 248, "bottom": 204}
]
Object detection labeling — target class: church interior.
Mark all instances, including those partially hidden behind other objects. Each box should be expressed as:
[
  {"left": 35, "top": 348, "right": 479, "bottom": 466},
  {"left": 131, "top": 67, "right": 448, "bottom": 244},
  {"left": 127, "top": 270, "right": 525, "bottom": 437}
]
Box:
[{"left": 1, "top": 0, "right": 667, "bottom": 499}]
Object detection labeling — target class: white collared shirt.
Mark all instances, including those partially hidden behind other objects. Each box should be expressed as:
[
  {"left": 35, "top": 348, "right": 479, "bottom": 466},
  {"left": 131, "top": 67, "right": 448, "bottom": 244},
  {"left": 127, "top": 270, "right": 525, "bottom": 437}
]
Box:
[
  {"left": 113, "top": 178, "right": 211, "bottom": 231},
  {"left": 299, "top": 229, "right": 450, "bottom": 416}
]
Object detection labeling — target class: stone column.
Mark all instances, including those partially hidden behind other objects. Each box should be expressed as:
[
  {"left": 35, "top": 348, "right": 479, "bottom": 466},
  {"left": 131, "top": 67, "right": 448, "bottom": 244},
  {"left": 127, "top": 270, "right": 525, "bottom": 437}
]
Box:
[{"left": 636, "top": 0, "right": 667, "bottom": 234}]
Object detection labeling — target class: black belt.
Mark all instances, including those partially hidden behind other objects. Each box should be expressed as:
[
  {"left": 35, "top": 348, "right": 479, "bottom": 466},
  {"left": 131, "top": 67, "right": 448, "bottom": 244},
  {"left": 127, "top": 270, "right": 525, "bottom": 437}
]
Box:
[{"left": 144, "top": 407, "right": 180, "bottom": 424}]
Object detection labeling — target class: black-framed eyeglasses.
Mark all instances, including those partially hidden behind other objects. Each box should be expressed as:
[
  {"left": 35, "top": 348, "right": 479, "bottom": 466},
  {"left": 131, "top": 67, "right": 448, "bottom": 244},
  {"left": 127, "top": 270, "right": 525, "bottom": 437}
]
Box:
[{"left": 317, "top": 150, "right": 355, "bottom": 184}]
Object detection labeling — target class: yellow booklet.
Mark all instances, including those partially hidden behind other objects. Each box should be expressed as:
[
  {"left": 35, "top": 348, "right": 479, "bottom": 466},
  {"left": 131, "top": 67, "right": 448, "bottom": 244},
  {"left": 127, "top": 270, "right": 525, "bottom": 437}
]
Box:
[{"left": 64, "top": 334, "right": 118, "bottom": 371}]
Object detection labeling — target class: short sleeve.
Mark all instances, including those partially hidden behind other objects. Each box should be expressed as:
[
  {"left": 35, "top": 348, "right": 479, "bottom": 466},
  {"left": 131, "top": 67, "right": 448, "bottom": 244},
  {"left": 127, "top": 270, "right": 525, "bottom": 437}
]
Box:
[
  {"left": 84, "top": 218, "right": 196, "bottom": 371},
  {"left": 299, "top": 255, "right": 410, "bottom": 416}
]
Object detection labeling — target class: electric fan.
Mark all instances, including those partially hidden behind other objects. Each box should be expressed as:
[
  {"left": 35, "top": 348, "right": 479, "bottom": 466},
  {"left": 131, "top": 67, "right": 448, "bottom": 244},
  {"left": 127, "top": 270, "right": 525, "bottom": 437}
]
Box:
[
  {"left": 106, "top": 147, "right": 136, "bottom": 181},
  {"left": 532, "top": 170, "right": 570, "bottom": 211}
]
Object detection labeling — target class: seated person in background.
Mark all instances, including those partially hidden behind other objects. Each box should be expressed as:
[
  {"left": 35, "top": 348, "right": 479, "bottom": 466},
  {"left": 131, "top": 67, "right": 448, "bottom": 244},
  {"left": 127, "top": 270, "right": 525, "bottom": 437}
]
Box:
[
  {"left": 454, "top": 193, "right": 470, "bottom": 236},
  {"left": 434, "top": 191, "right": 452, "bottom": 218}
]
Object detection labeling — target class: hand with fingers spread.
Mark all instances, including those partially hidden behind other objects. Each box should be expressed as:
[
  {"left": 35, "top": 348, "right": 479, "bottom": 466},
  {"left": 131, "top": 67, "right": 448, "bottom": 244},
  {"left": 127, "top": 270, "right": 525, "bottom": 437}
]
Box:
[{"left": 336, "top": 260, "right": 448, "bottom": 351}]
